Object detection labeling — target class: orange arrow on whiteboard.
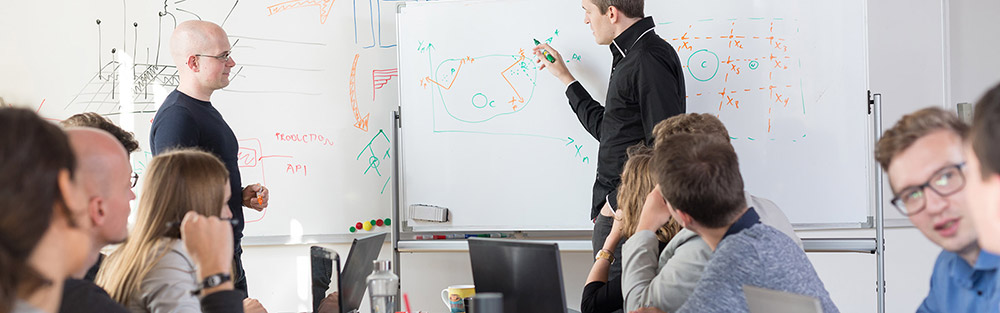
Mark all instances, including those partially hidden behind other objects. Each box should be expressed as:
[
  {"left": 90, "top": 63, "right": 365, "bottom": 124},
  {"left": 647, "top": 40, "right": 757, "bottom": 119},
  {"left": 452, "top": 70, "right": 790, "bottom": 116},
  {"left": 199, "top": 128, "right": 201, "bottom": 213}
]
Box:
[
  {"left": 350, "top": 54, "right": 370, "bottom": 132},
  {"left": 267, "top": 0, "right": 335, "bottom": 24}
]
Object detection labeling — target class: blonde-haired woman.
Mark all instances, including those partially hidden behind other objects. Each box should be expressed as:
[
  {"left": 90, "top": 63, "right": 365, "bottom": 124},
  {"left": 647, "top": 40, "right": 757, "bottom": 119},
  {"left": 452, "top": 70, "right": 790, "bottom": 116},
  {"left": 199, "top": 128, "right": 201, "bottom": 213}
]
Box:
[
  {"left": 96, "top": 149, "right": 265, "bottom": 313},
  {"left": 581, "top": 145, "right": 682, "bottom": 313}
]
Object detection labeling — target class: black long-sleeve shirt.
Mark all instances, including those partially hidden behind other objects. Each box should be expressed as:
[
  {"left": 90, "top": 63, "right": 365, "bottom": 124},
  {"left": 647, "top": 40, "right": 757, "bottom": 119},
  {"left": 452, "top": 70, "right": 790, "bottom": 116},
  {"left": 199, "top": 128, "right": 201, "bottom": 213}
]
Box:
[{"left": 566, "top": 17, "right": 686, "bottom": 219}]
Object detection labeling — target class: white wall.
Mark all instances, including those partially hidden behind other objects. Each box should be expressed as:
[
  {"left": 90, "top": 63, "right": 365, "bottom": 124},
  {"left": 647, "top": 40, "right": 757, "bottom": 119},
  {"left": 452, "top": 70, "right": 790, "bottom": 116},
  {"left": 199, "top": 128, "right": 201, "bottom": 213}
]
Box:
[{"left": 949, "top": 0, "right": 1000, "bottom": 105}]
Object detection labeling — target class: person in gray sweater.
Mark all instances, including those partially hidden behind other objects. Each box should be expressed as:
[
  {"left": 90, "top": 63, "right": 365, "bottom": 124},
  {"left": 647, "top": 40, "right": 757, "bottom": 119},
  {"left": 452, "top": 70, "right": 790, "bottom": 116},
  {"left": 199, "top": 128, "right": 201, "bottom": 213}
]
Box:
[
  {"left": 634, "top": 133, "right": 837, "bottom": 313},
  {"left": 621, "top": 113, "right": 802, "bottom": 312}
]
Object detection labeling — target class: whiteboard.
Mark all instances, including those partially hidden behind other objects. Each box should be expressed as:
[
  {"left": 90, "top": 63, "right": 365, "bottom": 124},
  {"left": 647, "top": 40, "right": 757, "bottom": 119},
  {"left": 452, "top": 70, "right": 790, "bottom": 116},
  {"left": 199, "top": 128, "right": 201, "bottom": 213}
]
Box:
[
  {"left": 398, "top": 0, "right": 870, "bottom": 231},
  {"left": 0, "top": 0, "right": 412, "bottom": 238}
]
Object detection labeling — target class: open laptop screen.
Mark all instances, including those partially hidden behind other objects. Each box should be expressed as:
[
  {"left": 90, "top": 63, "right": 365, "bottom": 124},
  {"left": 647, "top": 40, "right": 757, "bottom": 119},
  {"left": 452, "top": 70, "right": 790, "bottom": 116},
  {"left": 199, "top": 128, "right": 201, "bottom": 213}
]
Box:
[
  {"left": 340, "top": 232, "right": 387, "bottom": 313},
  {"left": 468, "top": 238, "right": 567, "bottom": 313}
]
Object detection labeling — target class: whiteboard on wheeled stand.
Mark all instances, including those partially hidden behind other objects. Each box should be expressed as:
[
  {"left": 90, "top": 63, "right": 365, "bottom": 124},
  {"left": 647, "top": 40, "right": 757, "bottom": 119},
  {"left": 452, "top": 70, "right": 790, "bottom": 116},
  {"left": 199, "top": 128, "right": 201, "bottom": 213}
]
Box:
[{"left": 397, "top": 0, "right": 871, "bottom": 232}]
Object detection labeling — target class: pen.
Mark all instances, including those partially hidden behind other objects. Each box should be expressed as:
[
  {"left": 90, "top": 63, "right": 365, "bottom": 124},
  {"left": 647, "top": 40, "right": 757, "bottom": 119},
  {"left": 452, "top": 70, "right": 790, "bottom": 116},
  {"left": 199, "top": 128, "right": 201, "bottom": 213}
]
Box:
[
  {"left": 256, "top": 183, "right": 263, "bottom": 205},
  {"left": 165, "top": 218, "right": 239, "bottom": 231}
]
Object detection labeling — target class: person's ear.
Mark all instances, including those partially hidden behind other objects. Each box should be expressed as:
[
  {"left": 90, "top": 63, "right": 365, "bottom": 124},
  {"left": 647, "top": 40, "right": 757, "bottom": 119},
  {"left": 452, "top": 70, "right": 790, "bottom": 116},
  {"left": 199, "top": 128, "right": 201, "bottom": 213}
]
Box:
[
  {"left": 187, "top": 55, "right": 199, "bottom": 72},
  {"left": 606, "top": 6, "right": 619, "bottom": 23}
]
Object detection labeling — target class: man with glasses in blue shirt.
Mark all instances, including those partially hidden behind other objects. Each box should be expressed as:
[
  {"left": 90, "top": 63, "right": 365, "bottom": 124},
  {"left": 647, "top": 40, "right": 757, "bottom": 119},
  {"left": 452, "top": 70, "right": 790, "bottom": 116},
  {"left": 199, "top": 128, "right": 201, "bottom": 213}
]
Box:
[
  {"left": 875, "top": 107, "right": 1000, "bottom": 312},
  {"left": 151, "top": 20, "right": 270, "bottom": 296}
]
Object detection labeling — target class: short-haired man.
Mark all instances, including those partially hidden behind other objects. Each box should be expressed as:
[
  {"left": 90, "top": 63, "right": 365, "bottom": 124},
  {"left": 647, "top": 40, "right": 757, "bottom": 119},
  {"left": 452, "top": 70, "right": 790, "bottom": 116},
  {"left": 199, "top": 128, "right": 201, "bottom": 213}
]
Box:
[
  {"left": 533, "top": 0, "right": 685, "bottom": 280},
  {"left": 151, "top": 20, "right": 270, "bottom": 293},
  {"left": 61, "top": 112, "right": 141, "bottom": 155},
  {"left": 966, "top": 83, "right": 1000, "bottom": 256},
  {"left": 639, "top": 133, "right": 836, "bottom": 313},
  {"left": 621, "top": 113, "right": 801, "bottom": 312},
  {"left": 875, "top": 107, "right": 999, "bottom": 312}
]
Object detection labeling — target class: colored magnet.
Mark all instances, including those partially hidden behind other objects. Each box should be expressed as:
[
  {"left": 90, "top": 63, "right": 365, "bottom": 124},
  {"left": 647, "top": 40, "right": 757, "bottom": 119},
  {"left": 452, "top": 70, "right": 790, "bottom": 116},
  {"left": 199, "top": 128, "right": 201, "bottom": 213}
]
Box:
[
  {"left": 349, "top": 226, "right": 357, "bottom": 233},
  {"left": 356, "top": 222, "right": 363, "bottom": 229},
  {"left": 376, "top": 219, "right": 384, "bottom": 226},
  {"left": 384, "top": 218, "right": 391, "bottom": 226},
  {"left": 363, "top": 221, "right": 373, "bottom": 231}
]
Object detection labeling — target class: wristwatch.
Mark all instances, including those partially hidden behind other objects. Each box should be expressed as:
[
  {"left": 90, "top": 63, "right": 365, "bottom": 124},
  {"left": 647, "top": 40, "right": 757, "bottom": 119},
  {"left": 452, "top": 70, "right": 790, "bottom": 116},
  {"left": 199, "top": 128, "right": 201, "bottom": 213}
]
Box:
[
  {"left": 192, "top": 273, "right": 231, "bottom": 295},
  {"left": 595, "top": 249, "right": 615, "bottom": 264}
]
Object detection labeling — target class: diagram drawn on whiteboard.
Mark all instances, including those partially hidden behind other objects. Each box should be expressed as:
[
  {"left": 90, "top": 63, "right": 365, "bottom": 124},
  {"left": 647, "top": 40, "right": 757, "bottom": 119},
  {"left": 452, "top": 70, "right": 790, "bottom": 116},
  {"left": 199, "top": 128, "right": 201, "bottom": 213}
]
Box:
[
  {"left": 413, "top": 30, "right": 592, "bottom": 164},
  {"left": 660, "top": 17, "right": 807, "bottom": 142}
]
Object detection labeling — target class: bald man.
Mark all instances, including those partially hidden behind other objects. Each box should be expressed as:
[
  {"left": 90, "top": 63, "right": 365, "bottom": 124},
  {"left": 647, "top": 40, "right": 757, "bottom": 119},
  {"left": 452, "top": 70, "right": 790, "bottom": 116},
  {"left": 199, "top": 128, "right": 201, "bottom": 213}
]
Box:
[
  {"left": 58, "top": 128, "right": 134, "bottom": 312},
  {"left": 59, "top": 128, "right": 249, "bottom": 313},
  {"left": 67, "top": 129, "right": 135, "bottom": 276},
  {"left": 150, "top": 20, "right": 269, "bottom": 295}
]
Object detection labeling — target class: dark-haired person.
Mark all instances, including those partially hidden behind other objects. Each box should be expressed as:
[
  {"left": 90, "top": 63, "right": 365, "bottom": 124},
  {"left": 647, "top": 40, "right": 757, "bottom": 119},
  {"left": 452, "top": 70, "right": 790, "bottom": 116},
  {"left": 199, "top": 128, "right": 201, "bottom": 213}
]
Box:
[
  {"left": 620, "top": 113, "right": 800, "bottom": 313},
  {"left": 875, "top": 107, "right": 999, "bottom": 312},
  {"left": 532, "top": 0, "right": 685, "bottom": 281},
  {"left": 638, "top": 134, "right": 836, "bottom": 313},
  {"left": 0, "top": 107, "right": 92, "bottom": 313},
  {"left": 967, "top": 83, "right": 1000, "bottom": 256}
]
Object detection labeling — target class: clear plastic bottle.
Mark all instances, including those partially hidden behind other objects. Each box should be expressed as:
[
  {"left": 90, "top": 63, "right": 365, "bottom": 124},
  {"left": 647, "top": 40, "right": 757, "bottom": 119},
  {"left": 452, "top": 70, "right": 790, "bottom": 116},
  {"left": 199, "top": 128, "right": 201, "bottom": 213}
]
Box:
[{"left": 367, "top": 259, "right": 398, "bottom": 313}]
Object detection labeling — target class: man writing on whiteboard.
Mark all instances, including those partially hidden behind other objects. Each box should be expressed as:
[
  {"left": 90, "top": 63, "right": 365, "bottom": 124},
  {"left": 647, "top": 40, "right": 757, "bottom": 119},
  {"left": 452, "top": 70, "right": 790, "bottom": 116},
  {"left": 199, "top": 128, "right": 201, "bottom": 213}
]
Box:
[
  {"left": 150, "top": 20, "right": 270, "bottom": 296},
  {"left": 534, "top": 0, "right": 685, "bottom": 280}
]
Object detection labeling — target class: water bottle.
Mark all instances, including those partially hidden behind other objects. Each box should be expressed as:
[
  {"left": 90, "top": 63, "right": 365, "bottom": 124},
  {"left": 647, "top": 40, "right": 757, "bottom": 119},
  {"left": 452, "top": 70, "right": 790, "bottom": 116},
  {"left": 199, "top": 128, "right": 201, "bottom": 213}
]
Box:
[{"left": 367, "top": 259, "right": 398, "bottom": 313}]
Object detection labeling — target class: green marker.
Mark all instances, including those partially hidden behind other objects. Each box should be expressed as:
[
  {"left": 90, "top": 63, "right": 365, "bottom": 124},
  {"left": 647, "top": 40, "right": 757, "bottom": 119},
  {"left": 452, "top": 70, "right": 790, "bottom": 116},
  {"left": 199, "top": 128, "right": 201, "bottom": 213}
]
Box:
[{"left": 534, "top": 39, "right": 556, "bottom": 63}]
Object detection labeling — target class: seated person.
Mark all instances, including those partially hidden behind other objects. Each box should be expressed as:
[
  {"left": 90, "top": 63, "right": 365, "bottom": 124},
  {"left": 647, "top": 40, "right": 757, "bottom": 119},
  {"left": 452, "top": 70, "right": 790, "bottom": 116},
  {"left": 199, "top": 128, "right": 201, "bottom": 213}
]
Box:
[
  {"left": 641, "top": 133, "right": 837, "bottom": 313},
  {"left": 967, "top": 83, "right": 1000, "bottom": 254},
  {"left": 581, "top": 145, "right": 682, "bottom": 313},
  {"left": 60, "top": 112, "right": 141, "bottom": 283},
  {"left": 621, "top": 113, "right": 800, "bottom": 312},
  {"left": 60, "top": 128, "right": 246, "bottom": 313},
  {"left": 0, "top": 107, "right": 92, "bottom": 313},
  {"left": 96, "top": 149, "right": 267, "bottom": 313},
  {"left": 876, "top": 106, "right": 1000, "bottom": 312}
]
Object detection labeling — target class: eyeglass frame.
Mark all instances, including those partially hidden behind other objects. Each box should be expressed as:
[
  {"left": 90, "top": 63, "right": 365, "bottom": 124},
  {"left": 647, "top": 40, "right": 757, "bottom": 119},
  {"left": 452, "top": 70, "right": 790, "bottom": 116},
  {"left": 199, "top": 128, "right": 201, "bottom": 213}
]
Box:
[
  {"left": 130, "top": 172, "right": 139, "bottom": 188},
  {"left": 194, "top": 51, "right": 232, "bottom": 63},
  {"left": 889, "top": 162, "right": 966, "bottom": 216}
]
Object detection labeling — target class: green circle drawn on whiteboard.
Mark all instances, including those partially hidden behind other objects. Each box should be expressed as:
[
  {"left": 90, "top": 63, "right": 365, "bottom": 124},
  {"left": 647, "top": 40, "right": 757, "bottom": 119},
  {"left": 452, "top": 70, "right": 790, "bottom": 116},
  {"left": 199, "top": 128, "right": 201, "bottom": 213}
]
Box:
[
  {"left": 471, "top": 93, "right": 494, "bottom": 109},
  {"left": 686, "top": 49, "right": 719, "bottom": 82},
  {"left": 749, "top": 60, "right": 759, "bottom": 70}
]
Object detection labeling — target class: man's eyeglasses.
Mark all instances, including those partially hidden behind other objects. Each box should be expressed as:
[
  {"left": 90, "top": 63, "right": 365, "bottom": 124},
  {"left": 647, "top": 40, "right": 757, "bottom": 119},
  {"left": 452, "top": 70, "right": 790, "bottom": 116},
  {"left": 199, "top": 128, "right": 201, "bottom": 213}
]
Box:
[
  {"left": 130, "top": 172, "right": 139, "bottom": 188},
  {"left": 890, "top": 163, "right": 966, "bottom": 216},
  {"left": 194, "top": 51, "right": 232, "bottom": 63}
]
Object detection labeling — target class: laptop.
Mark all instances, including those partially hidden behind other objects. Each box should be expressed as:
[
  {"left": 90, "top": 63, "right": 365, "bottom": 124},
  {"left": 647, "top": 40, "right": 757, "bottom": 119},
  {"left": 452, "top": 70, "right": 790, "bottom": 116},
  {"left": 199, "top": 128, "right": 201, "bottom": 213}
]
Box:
[
  {"left": 468, "top": 238, "right": 569, "bottom": 313},
  {"left": 311, "top": 232, "right": 388, "bottom": 313},
  {"left": 743, "top": 285, "right": 824, "bottom": 313}
]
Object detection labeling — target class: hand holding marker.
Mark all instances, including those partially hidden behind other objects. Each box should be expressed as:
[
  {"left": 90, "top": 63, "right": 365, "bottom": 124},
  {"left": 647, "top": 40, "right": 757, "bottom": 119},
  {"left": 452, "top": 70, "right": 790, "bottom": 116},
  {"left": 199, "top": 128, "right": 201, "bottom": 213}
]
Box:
[{"left": 534, "top": 39, "right": 556, "bottom": 63}]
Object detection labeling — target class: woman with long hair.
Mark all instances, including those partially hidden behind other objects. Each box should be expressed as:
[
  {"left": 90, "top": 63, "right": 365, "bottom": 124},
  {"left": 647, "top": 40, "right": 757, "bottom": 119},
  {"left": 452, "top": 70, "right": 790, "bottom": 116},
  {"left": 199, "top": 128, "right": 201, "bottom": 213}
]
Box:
[
  {"left": 95, "top": 149, "right": 244, "bottom": 312},
  {"left": 581, "top": 144, "right": 682, "bottom": 313},
  {"left": 0, "top": 108, "right": 92, "bottom": 313}
]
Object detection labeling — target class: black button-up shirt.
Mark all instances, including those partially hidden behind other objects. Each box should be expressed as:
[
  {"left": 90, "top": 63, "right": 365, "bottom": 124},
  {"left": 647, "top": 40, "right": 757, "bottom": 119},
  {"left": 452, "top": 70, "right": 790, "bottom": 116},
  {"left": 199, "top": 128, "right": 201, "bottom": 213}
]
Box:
[{"left": 565, "top": 17, "right": 686, "bottom": 219}]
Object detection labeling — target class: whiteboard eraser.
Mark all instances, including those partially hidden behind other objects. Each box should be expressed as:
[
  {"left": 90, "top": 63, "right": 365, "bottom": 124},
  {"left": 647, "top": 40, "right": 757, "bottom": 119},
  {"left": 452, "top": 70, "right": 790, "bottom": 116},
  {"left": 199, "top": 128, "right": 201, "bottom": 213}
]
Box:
[{"left": 409, "top": 204, "right": 449, "bottom": 222}]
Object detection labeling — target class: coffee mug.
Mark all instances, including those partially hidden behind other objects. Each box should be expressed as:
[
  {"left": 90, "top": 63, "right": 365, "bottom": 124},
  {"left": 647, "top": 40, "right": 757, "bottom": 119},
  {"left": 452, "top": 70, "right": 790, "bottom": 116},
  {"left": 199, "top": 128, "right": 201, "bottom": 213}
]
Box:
[{"left": 440, "top": 285, "right": 475, "bottom": 313}]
